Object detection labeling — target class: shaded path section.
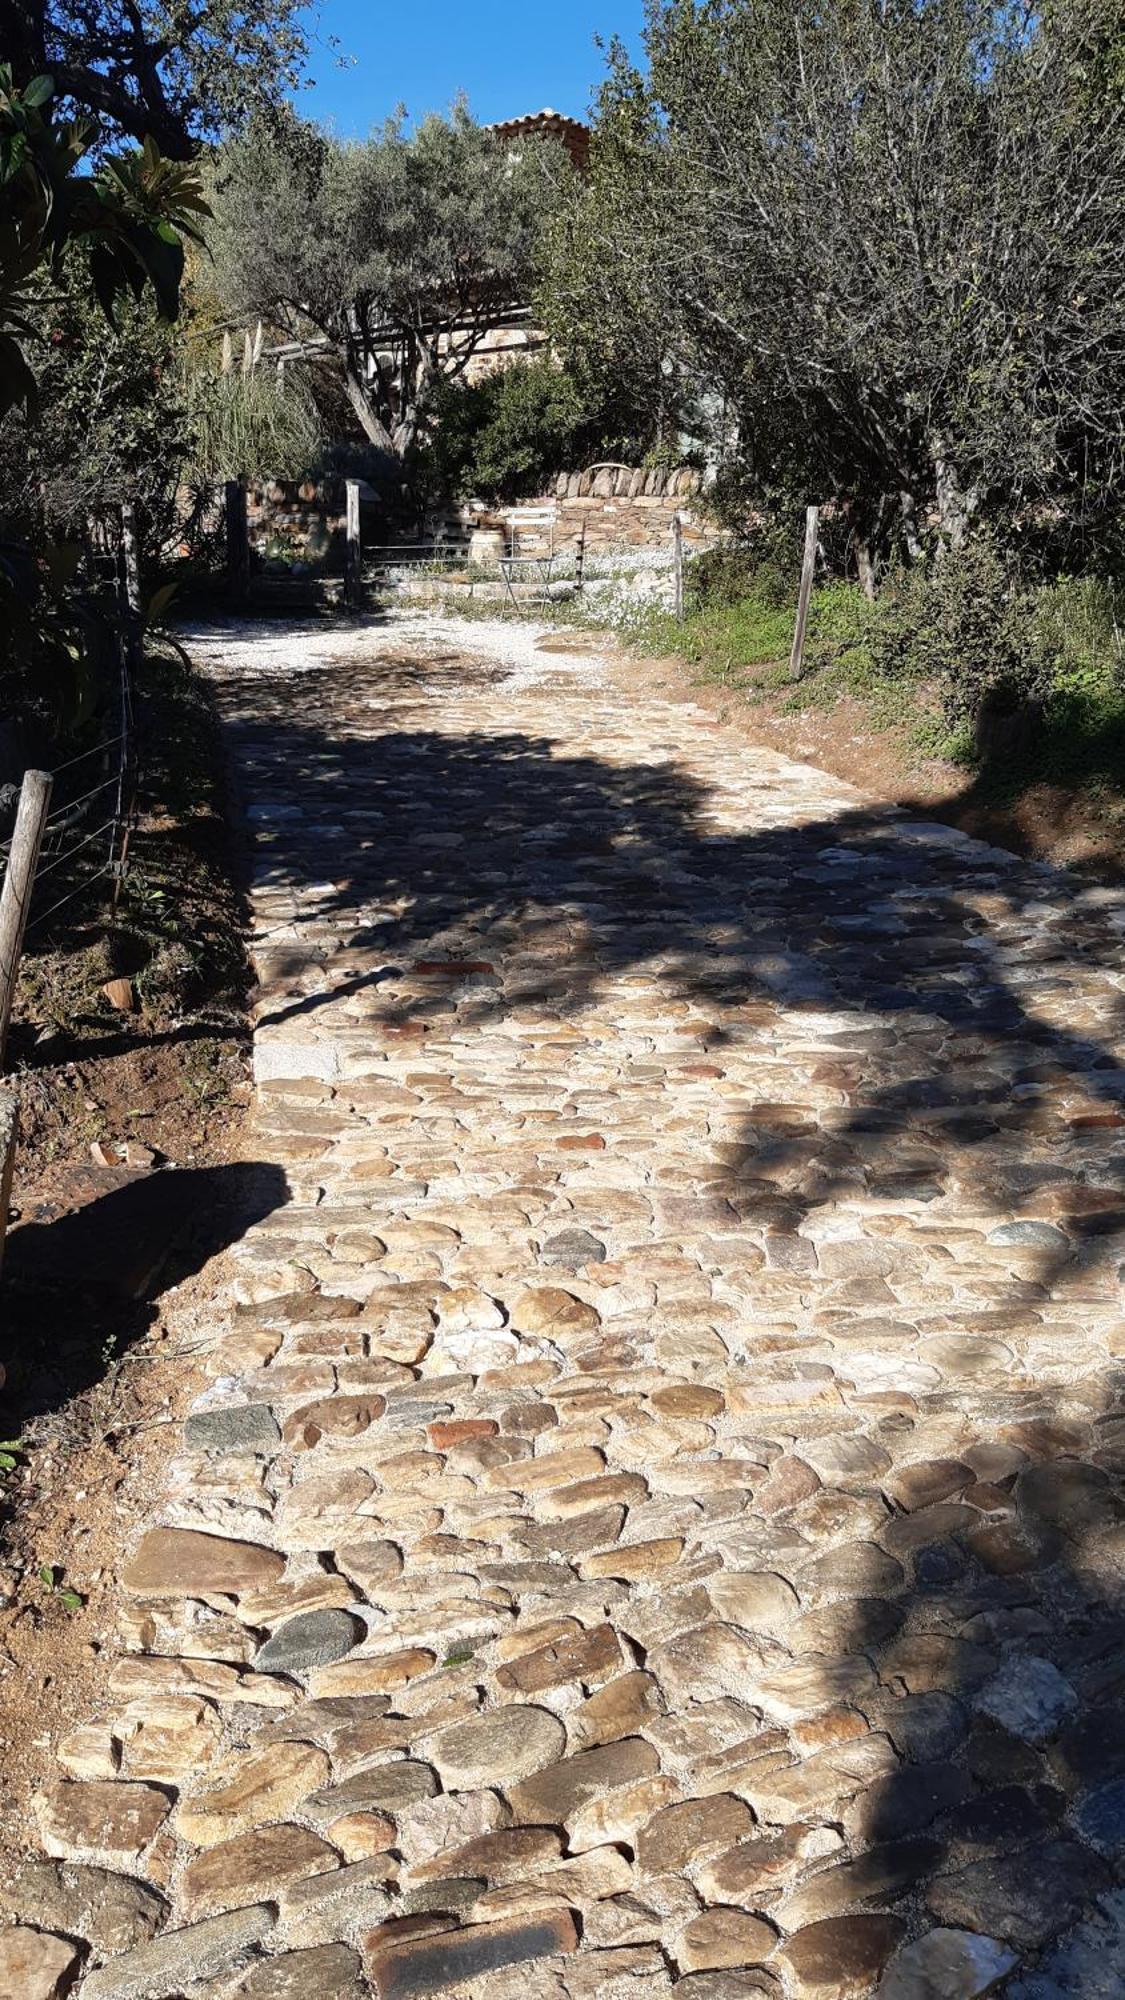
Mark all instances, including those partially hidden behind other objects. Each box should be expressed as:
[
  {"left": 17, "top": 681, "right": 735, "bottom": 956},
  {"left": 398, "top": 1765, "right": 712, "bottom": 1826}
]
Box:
[{"left": 7, "top": 612, "right": 1125, "bottom": 1998}]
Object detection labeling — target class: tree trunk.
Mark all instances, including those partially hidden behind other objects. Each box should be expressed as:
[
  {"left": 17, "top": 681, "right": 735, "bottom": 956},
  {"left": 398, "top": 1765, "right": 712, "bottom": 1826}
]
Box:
[
  {"left": 855, "top": 538, "right": 876, "bottom": 600},
  {"left": 932, "top": 453, "right": 979, "bottom": 551},
  {"left": 343, "top": 362, "right": 396, "bottom": 454}
]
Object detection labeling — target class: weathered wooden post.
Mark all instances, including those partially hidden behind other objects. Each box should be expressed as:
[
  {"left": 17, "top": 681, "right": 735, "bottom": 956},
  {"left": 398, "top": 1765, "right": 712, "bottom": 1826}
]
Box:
[
  {"left": 345, "top": 479, "right": 363, "bottom": 610},
  {"left": 0, "top": 1088, "right": 17, "bottom": 1276},
  {"left": 789, "top": 503, "right": 820, "bottom": 682},
  {"left": 672, "top": 510, "right": 685, "bottom": 622},
  {"left": 0, "top": 769, "right": 53, "bottom": 1070},
  {"left": 119, "top": 500, "right": 142, "bottom": 617},
  {"left": 225, "top": 478, "right": 250, "bottom": 602}
]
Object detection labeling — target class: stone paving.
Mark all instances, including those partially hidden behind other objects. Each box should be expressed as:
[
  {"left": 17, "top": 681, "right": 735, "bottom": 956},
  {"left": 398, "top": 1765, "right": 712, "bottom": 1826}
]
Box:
[{"left": 8, "top": 612, "right": 1125, "bottom": 1998}]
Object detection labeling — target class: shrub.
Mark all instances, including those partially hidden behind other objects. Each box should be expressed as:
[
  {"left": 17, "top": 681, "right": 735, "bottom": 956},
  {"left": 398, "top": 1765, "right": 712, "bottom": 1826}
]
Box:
[
  {"left": 414, "top": 360, "right": 651, "bottom": 505},
  {"left": 868, "top": 534, "right": 1052, "bottom": 726}
]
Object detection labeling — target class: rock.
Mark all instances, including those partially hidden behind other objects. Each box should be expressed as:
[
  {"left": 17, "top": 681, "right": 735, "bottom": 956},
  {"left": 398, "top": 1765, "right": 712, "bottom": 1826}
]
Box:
[
  {"left": 279, "top": 1855, "right": 397, "bottom": 1941},
  {"left": 175, "top": 1741, "right": 329, "bottom": 1847},
  {"left": 394, "top": 1790, "right": 505, "bottom": 1864},
  {"left": 540, "top": 1230, "right": 607, "bottom": 1270},
  {"left": 0, "top": 1859, "right": 166, "bottom": 1952},
  {"left": 180, "top": 1822, "right": 341, "bottom": 1918},
  {"left": 101, "top": 977, "right": 137, "bottom": 1012},
  {"left": 312, "top": 1649, "right": 434, "bottom": 1696},
  {"left": 650, "top": 1623, "right": 769, "bottom": 1703},
  {"left": 34, "top": 1780, "right": 172, "bottom": 1863},
  {"left": 407, "top": 1827, "right": 563, "bottom": 1888},
  {"left": 122, "top": 1528, "right": 284, "bottom": 1598},
  {"left": 425, "top": 1706, "right": 566, "bottom": 1788},
  {"left": 0, "top": 1927, "right": 79, "bottom": 1999},
  {"left": 509, "top": 1738, "right": 660, "bottom": 1825},
  {"left": 1072, "top": 1778, "right": 1125, "bottom": 1858},
  {"left": 509, "top": 1288, "right": 602, "bottom": 1341},
  {"left": 876, "top": 1927, "right": 1018, "bottom": 1997},
  {"left": 183, "top": 1405, "right": 280, "bottom": 1454},
  {"left": 877, "top": 1694, "right": 966, "bottom": 1763},
  {"left": 302, "top": 1761, "right": 438, "bottom": 1821},
  {"left": 282, "top": 1397, "right": 385, "bottom": 1449},
  {"left": 843, "top": 1762, "right": 970, "bottom": 1843},
  {"left": 778, "top": 1841, "right": 943, "bottom": 1929},
  {"left": 496, "top": 1622, "right": 624, "bottom": 1696},
  {"left": 883, "top": 1460, "right": 971, "bottom": 1510},
  {"left": 1005, "top": 1887, "right": 1125, "bottom": 1999},
  {"left": 987, "top": 1220, "right": 1069, "bottom": 1252},
  {"left": 973, "top": 1657, "right": 1079, "bottom": 1743},
  {"left": 364, "top": 1909, "right": 578, "bottom": 1996},
  {"left": 568, "top": 1672, "right": 666, "bottom": 1750},
  {"left": 334, "top": 1541, "right": 403, "bottom": 1593},
  {"left": 79, "top": 1906, "right": 275, "bottom": 1999},
  {"left": 927, "top": 1840, "right": 1109, "bottom": 1950},
  {"left": 706, "top": 1571, "right": 799, "bottom": 1635},
  {"left": 677, "top": 1909, "right": 778, "bottom": 1972},
  {"left": 224, "top": 1943, "right": 367, "bottom": 1997},
  {"left": 254, "top": 1610, "right": 364, "bottom": 1674},
  {"left": 755, "top": 1457, "right": 821, "bottom": 1514},
  {"left": 637, "top": 1795, "right": 756, "bottom": 1875},
  {"left": 567, "top": 1776, "right": 682, "bottom": 1853},
  {"left": 798, "top": 1436, "right": 891, "bottom": 1482},
  {"left": 1016, "top": 1460, "right": 1117, "bottom": 1534},
  {"left": 327, "top": 1812, "right": 397, "bottom": 1860},
  {"left": 776, "top": 1915, "right": 905, "bottom": 1998}
]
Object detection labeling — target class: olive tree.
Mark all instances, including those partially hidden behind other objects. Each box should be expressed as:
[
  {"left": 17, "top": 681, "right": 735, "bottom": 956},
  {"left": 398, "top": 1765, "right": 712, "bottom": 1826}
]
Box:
[
  {"left": 544, "top": 0, "right": 1125, "bottom": 567},
  {"left": 208, "top": 104, "right": 571, "bottom": 459}
]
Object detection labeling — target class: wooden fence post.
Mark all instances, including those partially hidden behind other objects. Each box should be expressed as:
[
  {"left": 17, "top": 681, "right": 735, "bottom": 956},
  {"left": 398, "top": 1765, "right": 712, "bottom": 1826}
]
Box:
[
  {"left": 0, "top": 1089, "right": 17, "bottom": 1276},
  {"left": 225, "top": 478, "right": 250, "bottom": 602},
  {"left": 120, "top": 500, "right": 142, "bottom": 616},
  {"left": 345, "top": 480, "right": 363, "bottom": 609},
  {"left": 789, "top": 503, "right": 820, "bottom": 682},
  {"left": 672, "top": 510, "right": 685, "bottom": 621},
  {"left": 0, "top": 769, "right": 53, "bottom": 1070}
]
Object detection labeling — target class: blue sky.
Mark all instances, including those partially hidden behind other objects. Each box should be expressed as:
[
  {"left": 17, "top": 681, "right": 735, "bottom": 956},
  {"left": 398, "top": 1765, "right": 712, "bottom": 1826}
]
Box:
[{"left": 296, "top": 0, "right": 645, "bottom": 135}]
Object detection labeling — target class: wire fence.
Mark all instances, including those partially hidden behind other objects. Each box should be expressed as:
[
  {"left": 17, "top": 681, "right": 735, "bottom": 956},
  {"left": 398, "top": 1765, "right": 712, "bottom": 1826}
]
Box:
[{"left": 0, "top": 629, "right": 138, "bottom": 951}]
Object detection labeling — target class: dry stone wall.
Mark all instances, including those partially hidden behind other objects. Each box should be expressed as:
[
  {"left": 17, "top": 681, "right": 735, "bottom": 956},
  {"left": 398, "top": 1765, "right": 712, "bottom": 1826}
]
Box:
[{"left": 242, "top": 468, "right": 707, "bottom": 572}]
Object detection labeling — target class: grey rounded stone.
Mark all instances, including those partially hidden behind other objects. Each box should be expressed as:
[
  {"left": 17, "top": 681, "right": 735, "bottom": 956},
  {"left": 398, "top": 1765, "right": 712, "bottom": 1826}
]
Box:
[
  {"left": 254, "top": 1609, "right": 364, "bottom": 1674},
  {"left": 184, "top": 1404, "right": 280, "bottom": 1455},
  {"left": 426, "top": 1704, "right": 566, "bottom": 1788},
  {"left": 541, "top": 1229, "right": 607, "bottom": 1270},
  {"left": 987, "top": 1220, "right": 1070, "bottom": 1252}
]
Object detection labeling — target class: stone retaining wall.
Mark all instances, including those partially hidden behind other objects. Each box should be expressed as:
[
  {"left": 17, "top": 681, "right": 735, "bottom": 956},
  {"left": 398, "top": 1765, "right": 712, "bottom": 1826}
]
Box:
[
  {"left": 243, "top": 467, "right": 706, "bottom": 571},
  {"left": 546, "top": 465, "right": 705, "bottom": 555}
]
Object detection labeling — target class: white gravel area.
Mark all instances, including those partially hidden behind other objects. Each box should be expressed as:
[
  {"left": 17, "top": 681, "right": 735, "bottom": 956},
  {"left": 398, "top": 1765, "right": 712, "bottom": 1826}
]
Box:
[{"left": 181, "top": 609, "right": 612, "bottom": 693}]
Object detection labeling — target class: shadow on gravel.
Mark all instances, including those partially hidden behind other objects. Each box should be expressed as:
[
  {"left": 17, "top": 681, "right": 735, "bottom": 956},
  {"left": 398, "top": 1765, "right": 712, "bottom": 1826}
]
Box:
[
  {"left": 220, "top": 654, "right": 1125, "bottom": 1987},
  {"left": 0, "top": 1162, "right": 288, "bottom": 1425}
]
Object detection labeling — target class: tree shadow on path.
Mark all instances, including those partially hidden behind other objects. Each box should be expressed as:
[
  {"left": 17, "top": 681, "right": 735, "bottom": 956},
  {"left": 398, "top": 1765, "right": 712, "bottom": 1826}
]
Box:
[{"left": 221, "top": 650, "right": 1125, "bottom": 1989}]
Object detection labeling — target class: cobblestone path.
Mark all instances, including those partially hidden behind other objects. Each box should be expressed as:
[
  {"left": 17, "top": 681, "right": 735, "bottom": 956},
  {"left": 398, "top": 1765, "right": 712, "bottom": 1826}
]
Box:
[{"left": 9, "top": 615, "right": 1125, "bottom": 1999}]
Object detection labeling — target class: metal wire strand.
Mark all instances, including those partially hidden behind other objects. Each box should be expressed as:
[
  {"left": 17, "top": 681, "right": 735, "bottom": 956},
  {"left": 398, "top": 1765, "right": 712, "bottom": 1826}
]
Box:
[
  {"left": 25, "top": 865, "right": 111, "bottom": 936},
  {"left": 33, "top": 818, "right": 117, "bottom": 881},
  {"left": 43, "top": 773, "right": 120, "bottom": 829},
  {"left": 49, "top": 730, "right": 128, "bottom": 777}
]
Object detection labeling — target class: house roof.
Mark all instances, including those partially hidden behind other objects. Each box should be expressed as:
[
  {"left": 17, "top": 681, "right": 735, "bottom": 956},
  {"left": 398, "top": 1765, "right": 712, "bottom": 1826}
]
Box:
[{"left": 487, "top": 108, "right": 590, "bottom": 170}]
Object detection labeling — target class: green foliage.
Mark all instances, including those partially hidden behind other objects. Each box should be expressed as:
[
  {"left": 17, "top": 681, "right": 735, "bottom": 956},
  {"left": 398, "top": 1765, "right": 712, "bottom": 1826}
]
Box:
[
  {"left": 0, "top": 67, "right": 208, "bottom": 418},
  {"left": 7, "top": 0, "right": 317, "bottom": 157},
  {"left": 867, "top": 537, "right": 1050, "bottom": 725},
  {"left": 414, "top": 360, "right": 647, "bottom": 504},
  {"left": 186, "top": 361, "right": 324, "bottom": 483},
  {"left": 547, "top": 0, "right": 1125, "bottom": 566},
  {"left": 5, "top": 259, "right": 192, "bottom": 539},
  {"left": 209, "top": 104, "right": 572, "bottom": 460}
]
